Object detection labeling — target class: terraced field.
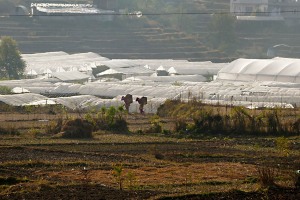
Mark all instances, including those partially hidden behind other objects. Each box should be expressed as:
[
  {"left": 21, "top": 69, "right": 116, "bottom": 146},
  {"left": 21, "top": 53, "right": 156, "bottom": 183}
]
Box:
[{"left": 0, "top": 16, "right": 227, "bottom": 62}]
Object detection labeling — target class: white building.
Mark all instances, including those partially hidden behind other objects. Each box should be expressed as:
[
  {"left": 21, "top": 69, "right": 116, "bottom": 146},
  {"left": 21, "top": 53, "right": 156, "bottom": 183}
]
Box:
[
  {"left": 30, "top": 3, "right": 115, "bottom": 21},
  {"left": 230, "top": 0, "right": 300, "bottom": 23},
  {"left": 230, "top": 0, "right": 268, "bottom": 15}
]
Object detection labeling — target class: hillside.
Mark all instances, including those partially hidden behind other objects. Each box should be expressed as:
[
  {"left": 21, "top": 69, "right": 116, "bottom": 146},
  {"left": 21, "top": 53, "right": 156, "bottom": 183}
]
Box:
[
  {"left": 1, "top": 0, "right": 300, "bottom": 61},
  {"left": 0, "top": 15, "right": 229, "bottom": 62}
]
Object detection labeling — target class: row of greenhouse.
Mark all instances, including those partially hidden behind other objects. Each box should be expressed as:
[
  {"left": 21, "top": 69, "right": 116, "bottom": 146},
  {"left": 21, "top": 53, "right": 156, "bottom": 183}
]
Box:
[{"left": 0, "top": 52, "right": 299, "bottom": 111}]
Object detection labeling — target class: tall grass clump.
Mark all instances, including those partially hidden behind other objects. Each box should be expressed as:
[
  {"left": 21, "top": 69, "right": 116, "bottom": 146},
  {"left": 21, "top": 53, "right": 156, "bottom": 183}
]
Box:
[
  {"left": 266, "top": 109, "right": 282, "bottom": 134},
  {"left": 157, "top": 100, "right": 300, "bottom": 136},
  {"left": 256, "top": 166, "right": 278, "bottom": 188}
]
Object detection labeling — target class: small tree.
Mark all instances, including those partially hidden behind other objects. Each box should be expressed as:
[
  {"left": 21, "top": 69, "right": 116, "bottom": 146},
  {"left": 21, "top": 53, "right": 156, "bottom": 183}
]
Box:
[
  {"left": 0, "top": 36, "right": 26, "bottom": 79},
  {"left": 112, "top": 163, "right": 124, "bottom": 190}
]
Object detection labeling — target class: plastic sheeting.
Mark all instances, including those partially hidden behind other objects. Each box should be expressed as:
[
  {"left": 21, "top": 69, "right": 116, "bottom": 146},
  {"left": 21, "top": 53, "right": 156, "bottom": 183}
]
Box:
[
  {"left": 0, "top": 93, "right": 47, "bottom": 106},
  {"left": 51, "top": 71, "right": 90, "bottom": 82},
  {"left": 22, "top": 52, "right": 227, "bottom": 82},
  {"left": 89, "top": 59, "right": 226, "bottom": 76},
  {"left": 0, "top": 79, "right": 299, "bottom": 110},
  {"left": 122, "top": 75, "right": 207, "bottom": 83},
  {"left": 22, "top": 52, "right": 109, "bottom": 75},
  {"left": 217, "top": 57, "right": 300, "bottom": 83},
  {"left": 1, "top": 54, "right": 300, "bottom": 110},
  {"left": 45, "top": 80, "right": 300, "bottom": 107}
]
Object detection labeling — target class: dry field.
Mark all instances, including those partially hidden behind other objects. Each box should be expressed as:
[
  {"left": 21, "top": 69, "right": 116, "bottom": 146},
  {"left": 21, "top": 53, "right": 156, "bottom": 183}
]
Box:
[{"left": 0, "top": 112, "right": 299, "bottom": 199}]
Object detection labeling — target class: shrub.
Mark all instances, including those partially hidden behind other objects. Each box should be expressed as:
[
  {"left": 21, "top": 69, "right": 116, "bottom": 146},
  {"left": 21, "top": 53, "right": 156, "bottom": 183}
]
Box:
[
  {"left": 61, "top": 118, "right": 93, "bottom": 138},
  {"left": 110, "top": 118, "right": 128, "bottom": 132},
  {"left": 257, "top": 166, "right": 277, "bottom": 188},
  {"left": 45, "top": 118, "right": 63, "bottom": 135},
  {"left": 157, "top": 101, "right": 299, "bottom": 136},
  {"left": 174, "top": 118, "right": 188, "bottom": 133},
  {"left": 85, "top": 106, "right": 129, "bottom": 133},
  {"left": 0, "top": 86, "right": 11, "bottom": 94},
  {"left": 146, "top": 115, "right": 162, "bottom": 133},
  {"left": 27, "top": 128, "right": 43, "bottom": 138}
]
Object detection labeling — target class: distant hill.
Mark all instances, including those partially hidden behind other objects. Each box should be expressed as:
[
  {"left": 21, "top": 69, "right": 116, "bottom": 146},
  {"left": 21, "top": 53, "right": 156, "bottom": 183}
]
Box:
[
  {"left": 1, "top": 0, "right": 300, "bottom": 60},
  {"left": 0, "top": 14, "right": 229, "bottom": 62}
]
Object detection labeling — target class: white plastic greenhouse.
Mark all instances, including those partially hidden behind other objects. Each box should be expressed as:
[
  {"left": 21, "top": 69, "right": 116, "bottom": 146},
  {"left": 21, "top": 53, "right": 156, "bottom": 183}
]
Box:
[
  {"left": 0, "top": 54, "right": 299, "bottom": 112},
  {"left": 217, "top": 57, "right": 300, "bottom": 83}
]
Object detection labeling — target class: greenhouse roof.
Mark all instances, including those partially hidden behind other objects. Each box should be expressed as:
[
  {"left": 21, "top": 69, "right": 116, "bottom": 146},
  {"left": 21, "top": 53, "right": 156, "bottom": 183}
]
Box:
[
  {"left": 2, "top": 52, "right": 299, "bottom": 110},
  {"left": 0, "top": 78, "right": 299, "bottom": 110},
  {"left": 22, "top": 52, "right": 109, "bottom": 75},
  {"left": 0, "top": 93, "right": 47, "bottom": 106},
  {"left": 217, "top": 57, "right": 300, "bottom": 83},
  {"left": 51, "top": 71, "right": 90, "bottom": 82},
  {"left": 123, "top": 75, "right": 207, "bottom": 83},
  {"left": 93, "top": 59, "right": 225, "bottom": 75}
]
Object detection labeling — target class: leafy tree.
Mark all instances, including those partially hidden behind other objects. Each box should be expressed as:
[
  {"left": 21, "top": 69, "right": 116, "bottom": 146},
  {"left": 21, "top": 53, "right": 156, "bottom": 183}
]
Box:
[
  {"left": 0, "top": 36, "right": 26, "bottom": 79},
  {"left": 207, "top": 13, "right": 237, "bottom": 54}
]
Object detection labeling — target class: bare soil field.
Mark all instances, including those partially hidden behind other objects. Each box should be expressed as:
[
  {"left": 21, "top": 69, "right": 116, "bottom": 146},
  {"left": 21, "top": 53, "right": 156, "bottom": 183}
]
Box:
[{"left": 0, "top": 112, "right": 299, "bottom": 199}]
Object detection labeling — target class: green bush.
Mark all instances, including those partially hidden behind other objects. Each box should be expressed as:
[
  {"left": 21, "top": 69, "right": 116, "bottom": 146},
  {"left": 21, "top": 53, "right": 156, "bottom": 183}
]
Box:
[
  {"left": 146, "top": 115, "right": 162, "bottom": 133},
  {"left": 85, "top": 106, "right": 129, "bottom": 133},
  {"left": 45, "top": 118, "right": 63, "bottom": 135},
  {"left": 0, "top": 85, "right": 11, "bottom": 94}
]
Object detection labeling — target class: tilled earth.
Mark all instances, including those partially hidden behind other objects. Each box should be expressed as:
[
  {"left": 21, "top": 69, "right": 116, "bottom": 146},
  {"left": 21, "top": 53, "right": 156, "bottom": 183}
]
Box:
[{"left": 0, "top": 113, "right": 299, "bottom": 199}]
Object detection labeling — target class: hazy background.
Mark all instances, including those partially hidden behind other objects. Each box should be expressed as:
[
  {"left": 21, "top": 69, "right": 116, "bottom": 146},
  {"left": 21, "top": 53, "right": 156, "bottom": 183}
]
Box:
[{"left": 1, "top": 0, "right": 300, "bottom": 62}]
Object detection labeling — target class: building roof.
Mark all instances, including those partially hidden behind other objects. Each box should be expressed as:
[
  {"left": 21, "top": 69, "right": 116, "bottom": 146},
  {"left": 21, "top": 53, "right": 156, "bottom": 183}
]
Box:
[{"left": 31, "top": 3, "right": 114, "bottom": 14}]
